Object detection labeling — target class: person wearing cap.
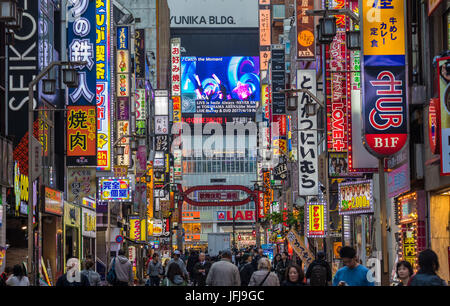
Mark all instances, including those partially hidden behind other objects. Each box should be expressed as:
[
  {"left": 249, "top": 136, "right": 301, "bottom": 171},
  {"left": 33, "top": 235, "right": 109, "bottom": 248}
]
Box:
[
  {"left": 206, "top": 250, "right": 241, "bottom": 286},
  {"left": 305, "top": 251, "right": 332, "bottom": 286},
  {"left": 165, "top": 250, "right": 189, "bottom": 281}
]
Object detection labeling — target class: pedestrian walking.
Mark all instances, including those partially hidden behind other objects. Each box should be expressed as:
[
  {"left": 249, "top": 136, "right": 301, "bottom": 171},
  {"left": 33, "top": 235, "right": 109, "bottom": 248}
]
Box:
[
  {"left": 56, "top": 258, "right": 90, "bottom": 286},
  {"left": 272, "top": 253, "right": 282, "bottom": 271},
  {"left": 109, "top": 249, "right": 133, "bottom": 286},
  {"left": 193, "top": 252, "right": 212, "bottom": 286},
  {"left": 0, "top": 267, "right": 12, "bottom": 287},
  {"left": 187, "top": 250, "right": 199, "bottom": 285},
  {"left": 166, "top": 250, "right": 189, "bottom": 280},
  {"left": 249, "top": 257, "right": 280, "bottom": 286},
  {"left": 81, "top": 257, "right": 101, "bottom": 286},
  {"left": 409, "top": 249, "right": 447, "bottom": 286},
  {"left": 281, "top": 265, "right": 305, "bottom": 286},
  {"left": 332, "top": 246, "right": 374, "bottom": 286},
  {"left": 206, "top": 250, "right": 241, "bottom": 286},
  {"left": 305, "top": 251, "right": 332, "bottom": 286},
  {"left": 392, "top": 260, "right": 414, "bottom": 286},
  {"left": 5, "top": 264, "right": 30, "bottom": 286},
  {"left": 146, "top": 253, "right": 164, "bottom": 286},
  {"left": 275, "top": 252, "right": 291, "bottom": 283},
  {"left": 162, "top": 262, "right": 188, "bottom": 286},
  {"left": 239, "top": 253, "right": 255, "bottom": 286},
  {"left": 251, "top": 248, "right": 265, "bottom": 271}
]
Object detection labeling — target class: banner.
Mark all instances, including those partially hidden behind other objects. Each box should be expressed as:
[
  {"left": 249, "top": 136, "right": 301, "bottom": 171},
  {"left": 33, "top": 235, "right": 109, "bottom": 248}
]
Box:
[
  {"left": 286, "top": 229, "right": 314, "bottom": 267},
  {"left": 296, "top": 0, "right": 315, "bottom": 58},
  {"left": 306, "top": 202, "right": 327, "bottom": 238},
  {"left": 438, "top": 57, "right": 450, "bottom": 175},
  {"left": 297, "top": 69, "right": 318, "bottom": 195},
  {"left": 129, "top": 216, "right": 146, "bottom": 242},
  {"left": 362, "top": 0, "right": 407, "bottom": 158},
  {"left": 66, "top": 106, "right": 97, "bottom": 166},
  {"left": 338, "top": 180, "right": 374, "bottom": 215},
  {"left": 99, "top": 177, "right": 131, "bottom": 202},
  {"left": 68, "top": 0, "right": 96, "bottom": 106},
  {"left": 134, "top": 29, "right": 146, "bottom": 79},
  {"left": 67, "top": 168, "right": 96, "bottom": 205}
]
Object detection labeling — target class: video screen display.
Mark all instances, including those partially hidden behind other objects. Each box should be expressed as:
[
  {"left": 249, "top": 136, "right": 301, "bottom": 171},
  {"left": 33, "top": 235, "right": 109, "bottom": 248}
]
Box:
[{"left": 181, "top": 56, "right": 260, "bottom": 114}]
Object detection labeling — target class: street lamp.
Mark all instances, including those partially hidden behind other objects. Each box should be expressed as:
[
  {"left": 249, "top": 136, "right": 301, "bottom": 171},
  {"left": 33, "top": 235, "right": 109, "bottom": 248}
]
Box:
[
  {"left": 42, "top": 79, "right": 56, "bottom": 95},
  {"left": 287, "top": 95, "right": 298, "bottom": 111},
  {"left": 346, "top": 30, "right": 361, "bottom": 50},
  {"left": 62, "top": 68, "right": 80, "bottom": 88},
  {"left": 319, "top": 17, "right": 337, "bottom": 38},
  {"left": 0, "top": 0, "right": 17, "bottom": 21},
  {"left": 5, "top": 6, "right": 21, "bottom": 29}
]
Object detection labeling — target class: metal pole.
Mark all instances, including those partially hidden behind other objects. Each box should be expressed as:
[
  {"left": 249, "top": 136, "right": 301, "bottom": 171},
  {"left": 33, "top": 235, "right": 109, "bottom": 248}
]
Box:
[
  {"left": 378, "top": 158, "right": 389, "bottom": 286},
  {"left": 106, "top": 202, "right": 111, "bottom": 275},
  {"left": 232, "top": 204, "right": 236, "bottom": 250},
  {"left": 28, "top": 72, "right": 35, "bottom": 286}
]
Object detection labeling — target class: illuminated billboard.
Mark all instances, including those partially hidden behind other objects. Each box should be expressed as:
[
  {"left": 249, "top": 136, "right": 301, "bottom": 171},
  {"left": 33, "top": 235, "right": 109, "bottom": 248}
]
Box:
[{"left": 181, "top": 56, "right": 260, "bottom": 114}]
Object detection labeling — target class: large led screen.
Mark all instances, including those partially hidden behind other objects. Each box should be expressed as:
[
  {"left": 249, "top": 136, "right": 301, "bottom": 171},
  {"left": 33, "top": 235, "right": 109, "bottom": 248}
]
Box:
[{"left": 181, "top": 56, "right": 260, "bottom": 114}]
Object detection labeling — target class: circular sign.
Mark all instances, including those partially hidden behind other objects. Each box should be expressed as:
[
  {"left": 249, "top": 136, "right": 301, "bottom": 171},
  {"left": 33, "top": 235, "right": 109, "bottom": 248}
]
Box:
[
  {"left": 115, "top": 235, "right": 124, "bottom": 244},
  {"left": 298, "top": 30, "right": 314, "bottom": 47}
]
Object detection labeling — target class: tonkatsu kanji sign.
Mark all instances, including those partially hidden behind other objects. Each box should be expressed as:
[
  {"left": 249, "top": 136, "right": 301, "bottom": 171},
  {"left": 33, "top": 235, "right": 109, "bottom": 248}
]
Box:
[{"left": 361, "top": 0, "right": 407, "bottom": 158}]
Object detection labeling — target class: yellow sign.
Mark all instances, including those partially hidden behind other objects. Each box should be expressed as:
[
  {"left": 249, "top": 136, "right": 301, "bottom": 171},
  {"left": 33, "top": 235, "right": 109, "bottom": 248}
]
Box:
[
  {"left": 286, "top": 229, "right": 314, "bottom": 267},
  {"left": 308, "top": 204, "right": 324, "bottom": 235},
  {"left": 147, "top": 163, "right": 153, "bottom": 218},
  {"left": 333, "top": 242, "right": 342, "bottom": 259},
  {"left": 129, "top": 217, "right": 146, "bottom": 242},
  {"left": 362, "top": 0, "right": 405, "bottom": 55}
]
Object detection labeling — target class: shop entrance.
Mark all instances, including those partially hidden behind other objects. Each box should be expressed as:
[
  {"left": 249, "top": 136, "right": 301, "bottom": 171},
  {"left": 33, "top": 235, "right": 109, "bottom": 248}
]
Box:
[{"left": 65, "top": 227, "right": 79, "bottom": 261}]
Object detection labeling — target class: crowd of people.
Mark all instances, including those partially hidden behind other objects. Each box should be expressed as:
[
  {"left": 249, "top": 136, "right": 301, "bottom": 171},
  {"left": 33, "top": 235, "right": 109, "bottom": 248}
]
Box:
[{"left": 0, "top": 246, "right": 447, "bottom": 286}]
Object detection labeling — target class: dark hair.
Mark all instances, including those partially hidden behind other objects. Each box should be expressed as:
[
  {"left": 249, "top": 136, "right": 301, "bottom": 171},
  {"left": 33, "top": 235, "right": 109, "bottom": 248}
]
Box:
[
  {"left": 418, "top": 249, "right": 439, "bottom": 274},
  {"left": 118, "top": 249, "right": 125, "bottom": 256},
  {"left": 396, "top": 260, "right": 413, "bottom": 278},
  {"left": 152, "top": 253, "right": 159, "bottom": 259},
  {"left": 274, "top": 253, "right": 281, "bottom": 260},
  {"left": 222, "top": 250, "right": 232, "bottom": 259},
  {"left": 317, "top": 251, "right": 325, "bottom": 260},
  {"left": 285, "top": 264, "right": 304, "bottom": 284},
  {"left": 242, "top": 253, "right": 252, "bottom": 262},
  {"left": 85, "top": 259, "right": 95, "bottom": 270},
  {"left": 282, "top": 251, "right": 289, "bottom": 257},
  {"left": 339, "top": 246, "right": 356, "bottom": 259},
  {"left": 167, "top": 263, "right": 185, "bottom": 284},
  {"left": 12, "top": 264, "right": 25, "bottom": 280}
]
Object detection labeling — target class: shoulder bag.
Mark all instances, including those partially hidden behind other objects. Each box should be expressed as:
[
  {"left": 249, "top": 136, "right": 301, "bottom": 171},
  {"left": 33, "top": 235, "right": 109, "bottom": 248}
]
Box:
[
  {"left": 258, "top": 271, "right": 271, "bottom": 286},
  {"left": 106, "top": 257, "right": 117, "bottom": 284}
]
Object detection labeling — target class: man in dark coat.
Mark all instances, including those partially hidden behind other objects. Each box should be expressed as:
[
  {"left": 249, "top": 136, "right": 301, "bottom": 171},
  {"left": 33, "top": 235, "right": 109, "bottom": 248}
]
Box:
[
  {"left": 305, "top": 251, "right": 332, "bottom": 286},
  {"left": 186, "top": 250, "right": 199, "bottom": 284},
  {"left": 276, "top": 252, "right": 291, "bottom": 283},
  {"left": 192, "top": 252, "right": 212, "bottom": 286},
  {"left": 239, "top": 253, "right": 256, "bottom": 286}
]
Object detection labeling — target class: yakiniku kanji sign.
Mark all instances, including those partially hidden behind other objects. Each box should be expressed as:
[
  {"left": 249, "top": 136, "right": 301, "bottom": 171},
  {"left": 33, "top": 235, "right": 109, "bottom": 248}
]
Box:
[{"left": 66, "top": 106, "right": 97, "bottom": 166}]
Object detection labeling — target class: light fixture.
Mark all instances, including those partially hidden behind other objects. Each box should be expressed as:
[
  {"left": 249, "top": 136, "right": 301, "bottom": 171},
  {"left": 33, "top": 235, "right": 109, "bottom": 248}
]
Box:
[
  {"left": 320, "top": 17, "right": 337, "bottom": 37},
  {"left": 316, "top": 24, "right": 333, "bottom": 45},
  {"left": 63, "top": 68, "right": 79, "bottom": 88},
  {"left": 130, "top": 139, "right": 137, "bottom": 152},
  {"left": 5, "top": 6, "right": 22, "bottom": 29},
  {"left": 145, "top": 175, "right": 151, "bottom": 183},
  {"left": 0, "top": 0, "right": 17, "bottom": 21},
  {"left": 116, "top": 146, "right": 124, "bottom": 155},
  {"left": 346, "top": 30, "right": 360, "bottom": 50},
  {"left": 42, "top": 79, "right": 56, "bottom": 95},
  {"left": 287, "top": 95, "right": 298, "bottom": 111},
  {"left": 305, "top": 101, "right": 317, "bottom": 117}
]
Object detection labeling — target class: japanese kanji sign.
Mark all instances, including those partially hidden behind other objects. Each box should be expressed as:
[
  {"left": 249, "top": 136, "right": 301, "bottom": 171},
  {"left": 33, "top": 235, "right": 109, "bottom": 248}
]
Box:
[
  {"left": 135, "top": 89, "right": 146, "bottom": 120},
  {"left": 68, "top": 0, "right": 96, "bottom": 106},
  {"left": 259, "top": 9, "right": 271, "bottom": 47},
  {"left": 286, "top": 229, "right": 314, "bottom": 268},
  {"left": 99, "top": 177, "right": 131, "bottom": 202},
  {"left": 44, "top": 187, "right": 64, "bottom": 216},
  {"left": 362, "top": 0, "right": 407, "bottom": 158},
  {"left": 173, "top": 96, "right": 182, "bottom": 123},
  {"left": 306, "top": 202, "right": 327, "bottom": 238},
  {"left": 171, "top": 38, "right": 181, "bottom": 96},
  {"left": 296, "top": 0, "right": 315, "bottom": 58},
  {"left": 67, "top": 168, "right": 96, "bottom": 205},
  {"left": 66, "top": 106, "right": 97, "bottom": 166},
  {"left": 117, "top": 26, "right": 129, "bottom": 50},
  {"left": 338, "top": 179, "right": 374, "bottom": 215},
  {"left": 263, "top": 170, "right": 272, "bottom": 216},
  {"left": 116, "top": 120, "right": 130, "bottom": 166},
  {"left": 129, "top": 216, "right": 146, "bottom": 242},
  {"left": 437, "top": 57, "right": 450, "bottom": 175},
  {"left": 135, "top": 29, "right": 146, "bottom": 79},
  {"left": 297, "top": 69, "right": 318, "bottom": 195}
]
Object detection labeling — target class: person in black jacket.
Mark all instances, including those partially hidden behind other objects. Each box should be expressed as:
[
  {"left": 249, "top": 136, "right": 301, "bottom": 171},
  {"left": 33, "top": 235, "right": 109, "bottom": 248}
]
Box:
[
  {"left": 186, "top": 250, "right": 199, "bottom": 285},
  {"left": 56, "top": 258, "right": 90, "bottom": 286},
  {"left": 192, "top": 252, "right": 212, "bottom": 286},
  {"left": 275, "top": 252, "right": 291, "bottom": 283},
  {"left": 305, "top": 251, "right": 332, "bottom": 286},
  {"left": 240, "top": 253, "right": 256, "bottom": 286}
]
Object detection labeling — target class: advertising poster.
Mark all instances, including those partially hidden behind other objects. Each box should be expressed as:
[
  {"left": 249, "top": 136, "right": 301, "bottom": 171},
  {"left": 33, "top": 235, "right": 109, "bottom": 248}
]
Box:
[
  {"left": 286, "top": 230, "right": 314, "bottom": 268},
  {"left": 338, "top": 180, "right": 374, "bottom": 215},
  {"left": 44, "top": 187, "right": 63, "bottom": 216},
  {"left": 81, "top": 208, "right": 96, "bottom": 238},
  {"left": 181, "top": 56, "right": 260, "bottom": 114},
  {"left": 66, "top": 106, "right": 97, "bottom": 166},
  {"left": 362, "top": 0, "right": 407, "bottom": 158},
  {"left": 99, "top": 177, "right": 131, "bottom": 202},
  {"left": 67, "top": 168, "right": 96, "bottom": 205},
  {"left": 96, "top": 0, "right": 111, "bottom": 171},
  {"left": 328, "top": 152, "right": 348, "bottom": 177},
  {"left": 388, "top": 163, "right": 410, "bottom": 199},
  {"left": 306, "top": 202, "right": 327, "bottom": 238},
  {"left": 67, "top": 0, "right": 96, "bottom": 106},
  {"left": 117, "top": 120, "right": 130, "bottom": 166},
  {"left": 135, "top": 89, "right": 146, "bottom": 120},
  {"left": 438, "top": 57, "right": 450, "bottom": 174},
  {"left": 296, "top": 0, "right": 315, "bottom": 58}
]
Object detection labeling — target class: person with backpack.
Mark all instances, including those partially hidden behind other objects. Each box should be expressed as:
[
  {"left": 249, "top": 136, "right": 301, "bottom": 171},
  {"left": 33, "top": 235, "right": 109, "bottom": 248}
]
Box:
[
  {"left": 239, "top": 253, "right": 256, "bottom": 286},
  {"left": 81, "top": 258, "right": 101, "bottom": 286},
  {"left": 281, "top": 264, "right": 305, "bottom": 286},
  {"left": 108, "top": 249, "right": 133, "bottom": 286},
  {"left": 409, "top": 249, "right": 447, "bottom": 286},
  {"left": 305, "top": 251, "right": 332, "bottom": 286},
  {"left": 248, "top": 257, "right": 280, "bottom": 286},
  {"left": 275, "top": 252, "right": 291, "bottom": 283},
  {"left": 162, "top": 262, "right": 188, "bottom": 286}
]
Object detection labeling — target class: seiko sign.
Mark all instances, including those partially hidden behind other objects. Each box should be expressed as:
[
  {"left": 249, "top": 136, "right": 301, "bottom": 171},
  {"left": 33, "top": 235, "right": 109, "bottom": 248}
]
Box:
[
  {"left": 167, "top": 0, "right": 258, "bottom": 28},
  {"left": 8, "top": 0, "right": 39, "bottom": 143}
]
